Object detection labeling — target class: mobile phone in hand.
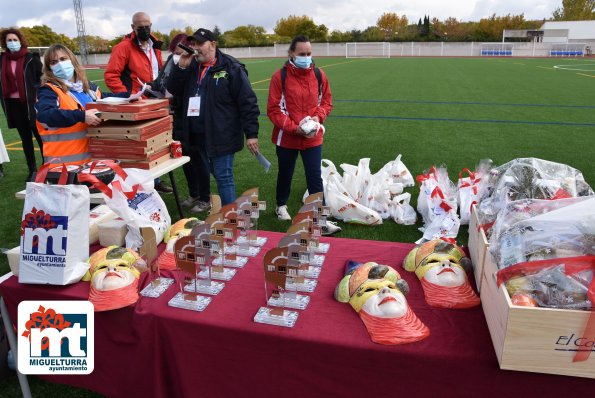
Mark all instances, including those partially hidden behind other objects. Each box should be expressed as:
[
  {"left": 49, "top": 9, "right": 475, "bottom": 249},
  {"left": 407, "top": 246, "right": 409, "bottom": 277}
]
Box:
[{"left": 177, "top": 43, "right": 196, "bottom": 55}]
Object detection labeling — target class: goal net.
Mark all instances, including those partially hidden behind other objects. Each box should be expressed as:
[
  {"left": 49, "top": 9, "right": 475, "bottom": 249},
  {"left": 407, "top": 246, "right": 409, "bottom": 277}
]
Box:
[{"left": 346, "top": 42, "right": 390, "bottom": 58}]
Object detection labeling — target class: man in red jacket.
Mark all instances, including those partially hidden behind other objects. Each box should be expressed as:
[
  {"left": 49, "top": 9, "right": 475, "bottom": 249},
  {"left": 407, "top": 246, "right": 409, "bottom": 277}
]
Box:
[
  {"left": 104, "top": 11, "right": 172, "bottom": 193},
  {"left": 104, "top": 11, "right": 163, "bottom": 95}
]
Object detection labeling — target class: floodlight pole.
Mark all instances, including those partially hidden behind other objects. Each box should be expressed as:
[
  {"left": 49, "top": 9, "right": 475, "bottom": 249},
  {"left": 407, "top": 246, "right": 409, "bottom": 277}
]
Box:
[{"left": 73, "top": 0, "right": 89, "bottom": 65}]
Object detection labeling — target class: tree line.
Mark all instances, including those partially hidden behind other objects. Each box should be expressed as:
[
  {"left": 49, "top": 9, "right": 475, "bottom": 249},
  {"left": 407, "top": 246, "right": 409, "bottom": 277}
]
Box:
[{"left": 2, "top": 1, "right": 594, "bottom": 53}]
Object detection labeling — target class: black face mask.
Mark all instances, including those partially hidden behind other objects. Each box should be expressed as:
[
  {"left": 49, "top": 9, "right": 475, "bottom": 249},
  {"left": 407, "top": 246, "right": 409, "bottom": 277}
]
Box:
[{"left": 136, "top": 26, "right": 151, "bottom": 41}]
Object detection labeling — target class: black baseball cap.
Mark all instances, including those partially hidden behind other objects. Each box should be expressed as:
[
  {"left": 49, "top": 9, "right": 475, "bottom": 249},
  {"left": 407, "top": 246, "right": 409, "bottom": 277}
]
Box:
[{"left": 188, "top": 28, "right": 216, "bottom": 43}]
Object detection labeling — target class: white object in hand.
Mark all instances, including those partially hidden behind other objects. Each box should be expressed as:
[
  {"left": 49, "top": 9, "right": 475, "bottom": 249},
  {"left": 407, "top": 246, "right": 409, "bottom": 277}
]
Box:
[{"left": 299, "top": 116, "right": 323, "bottom": 138}]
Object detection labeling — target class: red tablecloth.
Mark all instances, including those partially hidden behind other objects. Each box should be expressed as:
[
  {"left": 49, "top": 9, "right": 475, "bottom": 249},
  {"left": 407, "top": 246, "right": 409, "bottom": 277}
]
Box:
[{"left": 1, "top": 232, "right": 593, "bottom": 398}]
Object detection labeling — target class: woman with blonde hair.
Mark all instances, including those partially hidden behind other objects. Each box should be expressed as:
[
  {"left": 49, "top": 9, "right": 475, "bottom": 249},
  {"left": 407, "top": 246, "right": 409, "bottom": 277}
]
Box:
[{"left": 35, "top": 44, "right": 121, "bottom": 165}]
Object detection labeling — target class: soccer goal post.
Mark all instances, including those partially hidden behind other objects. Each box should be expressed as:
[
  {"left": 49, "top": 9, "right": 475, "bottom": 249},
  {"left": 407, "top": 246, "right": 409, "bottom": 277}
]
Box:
[{"left": 346, "top": 42, "right": 391, "bottom": 58}]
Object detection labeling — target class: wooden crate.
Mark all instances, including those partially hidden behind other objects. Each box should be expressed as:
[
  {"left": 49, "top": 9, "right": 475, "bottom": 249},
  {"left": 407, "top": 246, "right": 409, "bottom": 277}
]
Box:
[
  {"left": 468, "top": 204, "right": 490, "bottom": 292},
  {"left": 480, "top": 253, "right": 595, "bottom": 379}
]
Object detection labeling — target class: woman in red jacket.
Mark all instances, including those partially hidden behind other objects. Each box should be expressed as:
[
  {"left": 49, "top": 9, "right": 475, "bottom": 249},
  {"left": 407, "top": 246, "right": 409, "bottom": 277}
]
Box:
[{"left": 267, "top": 35, "right": 339, "bottom": 234}]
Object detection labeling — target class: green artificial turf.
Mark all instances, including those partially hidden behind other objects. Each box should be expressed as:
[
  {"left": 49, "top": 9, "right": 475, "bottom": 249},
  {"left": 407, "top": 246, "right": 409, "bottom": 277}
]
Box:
[{"left": 0, "top": 56, "right": 594, "bottom": 396}]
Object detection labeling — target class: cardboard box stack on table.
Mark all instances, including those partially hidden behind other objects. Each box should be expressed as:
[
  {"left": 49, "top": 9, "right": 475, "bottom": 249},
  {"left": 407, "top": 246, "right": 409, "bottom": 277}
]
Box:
[{"left": 86, "top": 99, "right": 173, "bottom": 169}]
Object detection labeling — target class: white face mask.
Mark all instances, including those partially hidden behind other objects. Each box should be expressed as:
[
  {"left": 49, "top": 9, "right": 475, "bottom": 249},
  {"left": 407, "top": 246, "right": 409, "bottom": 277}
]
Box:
[{"left": 172, "top": 54, "right": 181, "bottom": 64}]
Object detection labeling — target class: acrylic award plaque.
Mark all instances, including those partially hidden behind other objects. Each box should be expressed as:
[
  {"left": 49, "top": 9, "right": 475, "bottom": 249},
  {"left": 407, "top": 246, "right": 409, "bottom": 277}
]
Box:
[
  {"left": 182, "top": 224, "right": 226, "bottom": 295},
  {"left": 254, "top": 247, "right": 299, "bottom": 327},
  {"left": 192, "top": 223, "right": 237, "bottom": 281},
  {"left": 235, "top": 188, "right": 268, "bottom": 247},
  {"left": 278, "top": 233, "right": 322, "bottom": 278},
  {"left": 205, "top": 211, "right": 248, "bottom": 268},
  {"left": 168, "top": 234, "right": 212, "bottom": 312},
  {"left": 286, "top": 220, "right": 329, "bottom": 254},
  {"left": 300, "top": 194, "right": 331, "bottom": 253},
  {"left": 139, "top": 227, "right": 174, "bottom": 298}
]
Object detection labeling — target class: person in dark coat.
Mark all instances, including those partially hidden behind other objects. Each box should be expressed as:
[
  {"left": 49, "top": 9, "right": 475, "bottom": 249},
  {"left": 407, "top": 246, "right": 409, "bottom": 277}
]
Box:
[
  {"left": 167, "top": 28, "right": 260, "bottom": 206},
  {"left": 0, "top": 28, "right": 43, "bottom": 181}
]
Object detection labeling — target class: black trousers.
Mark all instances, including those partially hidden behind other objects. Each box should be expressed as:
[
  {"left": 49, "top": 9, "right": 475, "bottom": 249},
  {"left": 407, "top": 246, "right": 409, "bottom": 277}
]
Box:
[
  {"left": 276, "top": 145, "right": 323, "bottom": 206},
  {"left": 4, "top": 98, "right": 43, "bottom": 172},
  {"left": 182, "top": 142, "right": 211, "bottom": 202}
]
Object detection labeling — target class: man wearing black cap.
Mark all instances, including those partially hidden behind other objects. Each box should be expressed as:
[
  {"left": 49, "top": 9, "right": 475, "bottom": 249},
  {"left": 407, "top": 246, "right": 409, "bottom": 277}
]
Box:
[{"left": 167, "top": 28, "right": 260, "bottom": 206}]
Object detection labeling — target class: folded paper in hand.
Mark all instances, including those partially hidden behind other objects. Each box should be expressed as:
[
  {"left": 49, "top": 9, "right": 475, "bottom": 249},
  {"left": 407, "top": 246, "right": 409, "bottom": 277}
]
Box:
[
  {"left": 255, "top": 151, "right": 271, "bottom": 173},
  {"left": 96, "top": 84, "right": 147, "bottom": 104}
]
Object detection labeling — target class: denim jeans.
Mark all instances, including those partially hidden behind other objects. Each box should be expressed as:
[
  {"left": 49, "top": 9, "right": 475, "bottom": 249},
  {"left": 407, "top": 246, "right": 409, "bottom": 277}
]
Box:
[
  {"left": 209, "top": 154, "right": 236, "bottom": 205},
  {"left": 276, "top": 145, "right": 323, "bottom": 206}
]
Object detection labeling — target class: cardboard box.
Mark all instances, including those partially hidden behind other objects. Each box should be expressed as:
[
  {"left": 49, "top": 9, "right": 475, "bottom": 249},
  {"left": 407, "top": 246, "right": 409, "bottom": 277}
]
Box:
[
  {"left": 5, "top": 246, "right": 20, "bottom": 276},
  {"left": 97, "top": 107, "right": 169, "bottom": 121},
  {"left": 89, "top": 205, "right": 117, "bottom": 244},
  {"left": 481, "top": 253, "right": 595, "bottom": 379},
  {"left": 87, "top": 116, "right": 172, "bottom": 140},
  {"left": 86, "top": 98, "right": 169, "bottom": 113},
  {"left": 90, "top": 131, "right": 172, "bottom": 151},
  {"left": 119, "top": 148, "right": 171, "bottom": 169},
  {"left": 468, "top": 204, "right": 489, "bottom": 292},
  {"left": 91, "top": 140, "right": 171, "bottom": 160}
]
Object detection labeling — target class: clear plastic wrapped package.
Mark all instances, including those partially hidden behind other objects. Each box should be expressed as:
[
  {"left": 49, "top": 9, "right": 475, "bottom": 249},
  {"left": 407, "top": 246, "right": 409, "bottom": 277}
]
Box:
[
  {"left": 498, "top": 257, "right": 594, "bottom": 310},
  {"left": 416, "top": 165, "right": 460, "bottom": 243},
  {"left": 457, "top": 159, "right": 492, "bottom": 225},
  {"left": 476, "top": 158, "right": 593, "bottom": 237},
  {"left": 489, "top": 197, "right": 595, "bottom": 268}
]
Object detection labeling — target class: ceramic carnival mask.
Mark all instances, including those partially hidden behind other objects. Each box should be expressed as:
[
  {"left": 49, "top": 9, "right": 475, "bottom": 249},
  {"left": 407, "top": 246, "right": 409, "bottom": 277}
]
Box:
[
  {"left": 402, "top": 240, "right": 480, "bottom": 309},
  {"left": 157, "top": 218, "right": 203, "bottom": 270},
  {"left": 84, "top": 246, "right": 142, "bottom": 311},
  {"left": 335, "top": 261, "right": 429, "bottom": 345}
]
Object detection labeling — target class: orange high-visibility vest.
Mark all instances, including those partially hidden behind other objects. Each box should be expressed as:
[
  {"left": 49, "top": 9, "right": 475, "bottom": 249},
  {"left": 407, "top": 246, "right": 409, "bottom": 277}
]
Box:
[{"left": 36, "top": 83, "right": 101, "bottom": 165}]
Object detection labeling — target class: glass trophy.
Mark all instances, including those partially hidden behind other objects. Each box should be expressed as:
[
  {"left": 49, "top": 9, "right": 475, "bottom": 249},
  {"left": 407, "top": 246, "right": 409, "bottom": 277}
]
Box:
[
  {"left": 183, "top": 232, "right": 225, "bottom": 295},
  {"left": 138, "top": 227, "right": 174, "bottom": 298},
  {"left": 212, "top": 204, "right": 249, "bottom": 268},
  {"left": 254, "top": 247, "right": 299, "bottom": 327},
  {"left": 168, "top": 234, "right": 211, "bottom": 311}
]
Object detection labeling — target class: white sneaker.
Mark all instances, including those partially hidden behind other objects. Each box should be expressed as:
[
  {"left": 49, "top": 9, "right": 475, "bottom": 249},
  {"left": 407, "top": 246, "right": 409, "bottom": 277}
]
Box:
[
  {"left": 276, "top": 205, "right": 292, "bottom": 221},
  {"left": 181, "top": 196, "right": 200, "bottom": 208},
  {"left": 321, "top": 220, "right": 342, "bottom": 236}
]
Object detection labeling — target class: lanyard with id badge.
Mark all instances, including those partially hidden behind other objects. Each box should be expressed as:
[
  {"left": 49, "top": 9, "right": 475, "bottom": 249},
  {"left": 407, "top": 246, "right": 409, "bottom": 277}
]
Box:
[{"left": 188, "top": 64, "right": 212, "bottom": 117}]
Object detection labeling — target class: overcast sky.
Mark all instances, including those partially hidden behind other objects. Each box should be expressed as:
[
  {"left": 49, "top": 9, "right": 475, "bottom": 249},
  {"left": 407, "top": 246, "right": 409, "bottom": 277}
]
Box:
[{"left": 2, "top": 0, "right": 561, "bottom": 39}]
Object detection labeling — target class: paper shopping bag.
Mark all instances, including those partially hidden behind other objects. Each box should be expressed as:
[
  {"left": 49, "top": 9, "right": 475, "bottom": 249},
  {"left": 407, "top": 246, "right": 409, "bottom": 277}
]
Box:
[{"left": 19, "top": 164, "right": 90, "bottom": 285}]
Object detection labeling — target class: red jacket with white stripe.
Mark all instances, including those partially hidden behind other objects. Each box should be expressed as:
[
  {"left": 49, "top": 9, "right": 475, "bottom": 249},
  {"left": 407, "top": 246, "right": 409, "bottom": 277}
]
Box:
[{"left": 267, "top": 62, "right": 332, "bottom": 150}]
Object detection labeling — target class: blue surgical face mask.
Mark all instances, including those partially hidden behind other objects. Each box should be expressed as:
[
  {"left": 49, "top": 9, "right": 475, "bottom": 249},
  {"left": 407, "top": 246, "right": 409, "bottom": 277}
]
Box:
[
  {"left": 7, "top": 41, "right": 21, "bottom": 52},
  {"left": 51, "top": 60, "right": 75, "bottom": 81},
  {"left": 294, "top": 55, "right": 312, "bottom": 69}
]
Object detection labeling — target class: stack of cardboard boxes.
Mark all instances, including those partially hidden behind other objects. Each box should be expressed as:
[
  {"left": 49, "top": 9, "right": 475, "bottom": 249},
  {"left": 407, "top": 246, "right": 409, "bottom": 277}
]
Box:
[{"left": 86, "top": 99, "right": 173, "bottom": 169}]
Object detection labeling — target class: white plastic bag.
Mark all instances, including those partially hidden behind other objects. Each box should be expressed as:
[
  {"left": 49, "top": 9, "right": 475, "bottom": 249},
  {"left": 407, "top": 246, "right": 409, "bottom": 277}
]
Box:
[
  {"left": 390, "top": 193, "right": 417, "bottom": 225},
  {"left": 326, "top": 173, "right": 382, "bottom": 225},
  {"left": 82, "top": 163, "right": 172, "bottom": 250},
  {"left": 19, "top": 165, "right": 90, "bottom": 285},
  {"left": 377, "top": 154, "right": 414, "bottom": 187},
  {"left": 106, "top": 169, "right": 171, "bottom": 250},
  {"left": 457, "top": 168, "right": 480, "bottom": 225}
]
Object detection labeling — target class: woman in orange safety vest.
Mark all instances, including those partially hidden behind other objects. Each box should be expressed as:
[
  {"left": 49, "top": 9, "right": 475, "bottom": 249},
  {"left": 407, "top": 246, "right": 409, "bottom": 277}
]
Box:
[{"left": 35, "top": 44, "right": 105, "bottom": 165}]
